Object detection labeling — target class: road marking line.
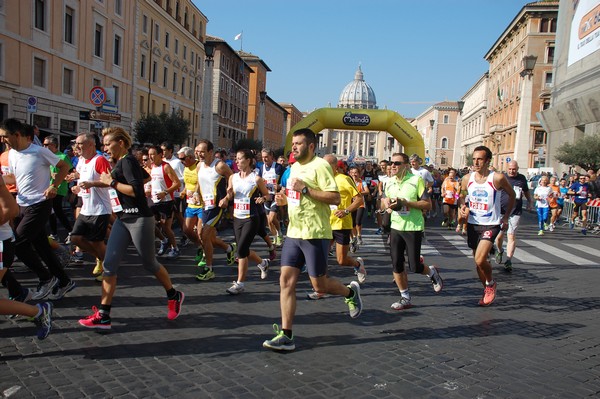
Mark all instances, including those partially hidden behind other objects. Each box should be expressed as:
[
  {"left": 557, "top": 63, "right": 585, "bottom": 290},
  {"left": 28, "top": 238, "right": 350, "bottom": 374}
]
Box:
[
  {"left": 439, "top": 234, "right": 473, "bottom": 257},
  {"left": 521, "top": 240, "right": 598, "bottom": 266},
  {"left": 513, "top": 247, "right": 550, "bottom": 265},
  {"left": 563, "top": 243, "right": 600, "bottom": 260}
]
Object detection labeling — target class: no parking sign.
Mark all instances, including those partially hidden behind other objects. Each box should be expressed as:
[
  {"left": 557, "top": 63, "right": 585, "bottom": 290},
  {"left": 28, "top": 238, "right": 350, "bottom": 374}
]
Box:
[{"left": 89, "top": 86, "right": 107, "bottom": 107}]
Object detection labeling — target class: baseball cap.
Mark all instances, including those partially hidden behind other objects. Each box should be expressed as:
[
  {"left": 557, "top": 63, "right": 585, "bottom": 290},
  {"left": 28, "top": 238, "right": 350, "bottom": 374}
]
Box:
[{"left": 288, "top": 152, "right": 296, "bottom": 164}]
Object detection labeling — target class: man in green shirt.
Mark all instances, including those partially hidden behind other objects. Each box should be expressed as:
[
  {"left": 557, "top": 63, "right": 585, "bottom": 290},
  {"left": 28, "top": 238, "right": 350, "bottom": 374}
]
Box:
[
  {"left": 43, "top": 135, "right": 73, "bottom": 242},
  {"left": 382, "top": 152, "right": 443, "bottom": 311},
  {"left": 263, "top": 129, "right": 363, "bottom": 352}
]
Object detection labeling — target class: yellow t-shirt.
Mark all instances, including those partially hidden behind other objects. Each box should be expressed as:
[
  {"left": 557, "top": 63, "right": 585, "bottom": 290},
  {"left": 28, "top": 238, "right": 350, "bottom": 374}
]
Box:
[
  {"left": 286, "top": 156, "right": 338, "bottom": 240},
  {"left": 330, "top": 173, "right": 359, "bottom": 230},
  {"left": 183, "top": 161, "right": 202, "bottom": 209}
]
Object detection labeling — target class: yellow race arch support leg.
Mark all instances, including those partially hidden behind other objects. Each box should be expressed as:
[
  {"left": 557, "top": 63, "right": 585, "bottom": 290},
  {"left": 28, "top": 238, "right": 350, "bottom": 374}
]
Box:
[{"left": 284, "top": 108, "right": 425, "bottom": 160}]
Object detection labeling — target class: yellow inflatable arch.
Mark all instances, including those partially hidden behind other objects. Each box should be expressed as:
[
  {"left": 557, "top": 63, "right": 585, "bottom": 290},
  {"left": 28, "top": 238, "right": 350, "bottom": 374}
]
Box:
[{"left": 284, "top": 108, "right": 425, "bottom": 160}]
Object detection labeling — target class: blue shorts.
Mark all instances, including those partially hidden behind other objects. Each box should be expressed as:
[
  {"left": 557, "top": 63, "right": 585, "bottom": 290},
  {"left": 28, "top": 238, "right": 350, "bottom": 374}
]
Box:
[
  {"left": 280, "top": 237, "right": 329, "bottom": 278},
  {"left": 185, "top": 206, "right": 203, "bottom": 219}
]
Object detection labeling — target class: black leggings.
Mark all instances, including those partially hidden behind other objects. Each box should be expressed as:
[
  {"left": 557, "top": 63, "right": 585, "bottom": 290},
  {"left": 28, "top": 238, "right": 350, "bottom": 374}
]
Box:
[
  {"left": 390, "top": 229, "right": 424, "bottom": 274},
  {"left": 352, "top": 208, "right": 365, "bottom": 227},
  {"left": 49, "top": 194, "right": 73, "bottom": 235},
  {"left": 233, "top": 216, "right": 260, "bottom": 258}
]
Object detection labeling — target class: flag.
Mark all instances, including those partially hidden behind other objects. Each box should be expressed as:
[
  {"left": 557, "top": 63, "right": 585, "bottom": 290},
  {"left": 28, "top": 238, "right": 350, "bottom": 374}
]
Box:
[{"left": 234, "top": 32, "right": 242, "bottom": 41}]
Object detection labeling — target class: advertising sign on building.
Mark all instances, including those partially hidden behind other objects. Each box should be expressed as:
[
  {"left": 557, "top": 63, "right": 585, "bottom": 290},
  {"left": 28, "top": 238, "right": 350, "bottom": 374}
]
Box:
[{"left": 568, "top": 0, "right": 600, "bottom": 66}]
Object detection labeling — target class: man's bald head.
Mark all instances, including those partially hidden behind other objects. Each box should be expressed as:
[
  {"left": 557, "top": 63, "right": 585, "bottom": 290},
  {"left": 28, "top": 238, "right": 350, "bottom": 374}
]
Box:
[
  {"left": 507, "top": 160, "right": 519, "bottom": 176},
  {"left": 323, "top": 154, "right": 337, "bottom": 168}
]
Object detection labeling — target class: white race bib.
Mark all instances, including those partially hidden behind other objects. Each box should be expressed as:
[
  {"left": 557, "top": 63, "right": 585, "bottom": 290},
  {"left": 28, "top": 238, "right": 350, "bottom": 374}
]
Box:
[
  {"left": 233, "top": 197, "right": 250, "bottom": 218},
  {"left": 109, "top": 188, "right": 123, "bottom": 213}
]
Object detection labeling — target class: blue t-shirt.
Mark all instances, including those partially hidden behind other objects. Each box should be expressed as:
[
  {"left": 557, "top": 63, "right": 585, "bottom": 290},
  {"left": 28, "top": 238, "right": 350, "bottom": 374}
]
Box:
[{"left": 570, "top": 182, "right": 590, "bottom": 204}]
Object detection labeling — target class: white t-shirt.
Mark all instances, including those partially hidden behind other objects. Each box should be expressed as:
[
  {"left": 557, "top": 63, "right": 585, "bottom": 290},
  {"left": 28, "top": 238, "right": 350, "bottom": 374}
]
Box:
[
  {"left": 164, "top": 155, "right": 184, "bottom": 198},
  {"left": 534, "top": 186, "right": 552, "bottom": 208},
  {"left": 412, "top": 167, "right": 434, "bottom": 185},
  {"left": 8, "top": 144, "right": 59, "bottom": 206}
]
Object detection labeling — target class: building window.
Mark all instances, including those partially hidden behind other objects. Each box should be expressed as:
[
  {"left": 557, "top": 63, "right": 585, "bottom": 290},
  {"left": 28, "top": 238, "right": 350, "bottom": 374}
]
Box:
[
  {"left": 154, "top": 23, "right": 159, "bottom": 42},
  {"left": 172, "top": 72, "right": 177, "bottom": 92},
  {"left": 152, "top": 61, "right": 157, "bottom": 83},
  {"left": 547, "top": 46, "right": 555, "bottom": 64},
  {"left": 440, "top": 157, "right": 447, "bottom": 166},
  {"left": 443, "top": 114, "right": 449, "bottom": 124},
  {"left": 94, "top": 24, "right": 103, "bottom": 57},
  {"left": 190, "top": 50, "right": 194, "bottom": 65},
  {"left": 175, "top": 39, "right": 179, "bottom": 55},
  {"left": 93, "top": 78, "right": 101, "bottom": 87},
  {"left": 64, "top": 6, "right": 74, "bottom": 44},
  {"left": 113, "top": 35, "right": 121, "bottom": 66},
  {"left": 63, "top": 67, "right": 73, "bottom": 95},
  {"left": 545, "top": 72, "right": 553, "bottom": 88},
  {"left": 112, "top": 85, "right": 119, "bottom": 106},
  {"left": 151, "top": 99, "right": 156, "bottom": 114},
  {"left": 35, "top": 0, "right": 46, "bottom": 31},
  {"left": 183, "top": 45, "right": 187, "bottom": 60},
  {"left": 181, "top": 76, "right": 185, "bottom": 95},
  {"left": 139, "top": 95, "right": 145, "bottom": 114},
  {"left": 163, "top": 66, "right": 168, "bottom": 87},
  {"left": 142, "top": 15, "right": 148, "bottom": 34},
  {"left": 114, "top": 0, "right": 122, "bottom": 16},
  {"left": 534, "top": 131, "right": 547, "bottom": 145},
  {"left": 441, "top": 137, "right": 448, "bottom": 149},
  {"left": 165, "top": 32, "right": 169, "bottom": 48},
  {"left": 33, "top": 57, "right": 46, "bottom": 87},
  {"left": 540, "top": 18, "right": 557, "bottom": 33},
  {"left": 368, "top": 147, "right": 374, "bottom": 157},
  {"left": 140, "top": 54, "right": 146, "bottom": 78}
]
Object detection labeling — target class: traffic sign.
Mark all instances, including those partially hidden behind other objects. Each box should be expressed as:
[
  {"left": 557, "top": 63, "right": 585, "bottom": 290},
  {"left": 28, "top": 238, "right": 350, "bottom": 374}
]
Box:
[
  {"left": 89, "top": 86, "right": 107, "bottom": 107},
  {"left": 27, "top": 96, "right": 37, "bottom": 113},
  {"left": 101, "top": 103, "right": 118, "bottom": 113},
  {"left": 89, "top": 110, "right": 121, "bottom": 122},
  {"left": 506, "top": 157, "right": 511, "bottom": 163},
  {"left": 79, "top": 111, "right": 90, "bottom": 120}
]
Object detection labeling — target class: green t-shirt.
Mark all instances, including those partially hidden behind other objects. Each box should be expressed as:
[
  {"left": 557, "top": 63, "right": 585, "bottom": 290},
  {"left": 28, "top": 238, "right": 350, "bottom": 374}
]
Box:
[
  {"left": 51, "top": 152, "right": 73, "bottom": 196},
  {"left": 330, "top": 173, "right": 359, "bottom": 230},
  {"left": 286, "top": 155, "right": 338, "bottom": 240},
  {"left": 384, "top": 172, "right": 426, "bottom": 232}
]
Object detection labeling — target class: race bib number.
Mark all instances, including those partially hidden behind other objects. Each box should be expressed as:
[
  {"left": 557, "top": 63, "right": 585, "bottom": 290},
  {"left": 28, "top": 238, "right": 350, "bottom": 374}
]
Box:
[
  {"left": 80, "top": 187, "right": 91, "bottom": 199},
  {"left": 186, "top": 190, "right": 200, "bottom": 205},
  {"left": 109, "top": 188, "right": 123, "bottom": 213},
  {"left": 151, "top": 188, "right": 163, "bottom": 204},
  {"left": 397, "top": 205, "right": 410, "bottom": 216},
  {"left": 433, "top": 187, "right": 441, "bottom": 194},
  {"left": 445, "top": 190, "right": 455, "bottom": 199},
  {"left": 514, "top": 186, "right": 522, "bottom": 200},
  {"left": 265, "top": 178, "right": 277, "bottom": 194},
  {"left": 203, "top": 193, "right": 215, "bottom": 210},
  {"left": 286, "top": 188, "right": 300, "bottom": 207},
  {"left": 578, "top": 188, "right": 588, "bottom": 200},
  {"left": 233, "top": 197, "right": 250, "bottom": 218}
]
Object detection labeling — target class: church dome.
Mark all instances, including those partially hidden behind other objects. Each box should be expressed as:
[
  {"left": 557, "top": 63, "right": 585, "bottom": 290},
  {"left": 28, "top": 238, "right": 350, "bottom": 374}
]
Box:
[{"left": 338, "top": 66, "right": 377, "bottom": 109}]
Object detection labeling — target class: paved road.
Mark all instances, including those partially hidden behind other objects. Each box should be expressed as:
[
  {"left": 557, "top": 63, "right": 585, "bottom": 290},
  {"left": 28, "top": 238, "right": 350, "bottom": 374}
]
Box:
[{"left": 1, "top": 211, "right": 599, "bottom": 398}]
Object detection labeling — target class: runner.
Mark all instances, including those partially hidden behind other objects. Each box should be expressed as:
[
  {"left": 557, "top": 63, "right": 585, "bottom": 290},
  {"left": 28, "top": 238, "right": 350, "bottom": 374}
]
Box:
[
  {"left": 79, "top": 127, "right": 184, "bottom": 330},
  {"left": 262, "top": 128, "right": 362, "bottom": 352},
  {"left": 568, "top": 174, "right": 591, "bottom": 235},
  {"left": 458, "top": 146, "right": 515, "bottom": 306},
  {"left": 441, "top": 168, "right": 460, "bottom": 229},
  {"left": 259, "top": 149, "right": 284, "bottom": 247},
  {"left": 220, "top": 149, "right": 271, "bottom": 295}
]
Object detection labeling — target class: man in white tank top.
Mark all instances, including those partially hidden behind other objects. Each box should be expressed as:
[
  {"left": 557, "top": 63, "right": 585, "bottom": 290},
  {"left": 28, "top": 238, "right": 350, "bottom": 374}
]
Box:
[{"left": 458, "top": 146, "right": 515, "bottom": 307}]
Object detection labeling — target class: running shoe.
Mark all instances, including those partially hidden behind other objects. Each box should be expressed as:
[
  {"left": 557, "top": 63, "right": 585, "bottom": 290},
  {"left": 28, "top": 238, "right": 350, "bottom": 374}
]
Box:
[
  {"left": 268, "top": 246, "right": 276, "bottom": 261},
  {"left": 195, "top": 267, "right": 215, "bottom": 281},
  {"left": 328, "top": 247, "right": 335, "bottom": 257},
  {"left": 495, "top": 250, "right": 504, "bottom": 265},
  {"left": 194, "top": 248, "right": 205, "bottom": 263},
  {"left": 34, "top": 302, "right": 53, "bottom": 340},
  {"left": 441, "top": 218, "right": 448, "bottom": 227},
  {"left": 65, "top": 233, "right": 72, "bottom": 245},
  {"left": 71, "top": 251, "right": 84, "bottom": 264},
  {"left": 504, "top": 259, "right": 513, "bottom": 273},
  {"left": 226, "top": 281, "right": 245, "bottom": 295},
  {"left": 79, "top": 306, "right": 111, "bottom": 330},
  {"left": 479, "top": 282, "right": 497, "bottom": 307},
  {"left": 544, "top": 223, "right": 549, "bottom": 231},
  {"left": 345, "top": 281, "right": 362, "bottom": 318},
  {"left": 92, "top": 259, "right": 104, "bottom": 276},
  {"left": 263, "top": 324, "right": 295, "bottom": 351},
  {"left": 47, "top": 279, "right": 76, "bottom": 301},
  {"left": 582, "top": 228, "right": 587, "bottom": 235},
  {"left": 226, "top": 243, "right": 237, "bottom": 265},
  {"left": 180, "top": 236, "right": 190, "bottom": 248},
  {"left": 258, "top": 259, "right": 270, "bottom": 280},
  {"left": 354, "top": 257, "right": 367, "bottom": 284},
  {"left": 375, "top": 228, "right": 383, "bottom": 235},
  {"left": 548, "top": 224, "right": 555, "bottom": 232},
  {"left": 166, "top": 248, "right": 180, "bottom": 259},
  {"left": 306, "top": 290, "right": 328, "bottom": 300},
  {"left": 167, "top": 291, "right": 184, "bottom": 320},
  {"left": 157, "top": 240, "right": 168, "bottom": 256},
  {"left": 569, "top": 220, "right": 574, "bottom": 229},
  {"left": 275, "top": 235, "right": 283, "bottom": 247},
  {"left": 538, "top": 230, "right": 544, "bottom": 236},
  {"left": 391, "top": 297, "right": 413, "bottom": 310},
  {"left": 357, "top": 236, "right": 363, "bottom": 245},
  {"left": 429, "top": 266, "right": 443, "bottom": 293},
  {"left": 349, "top": 238, "right": 357, "bottom": 253},
  {"left": 456, "top": 224, "right": 462, "bottom": 233},
  {"left": 31, "top": 277, "right": 58, "bottom": 300},
  {"left": 48, "top": 234, "right": 59, "bottom": 241}
]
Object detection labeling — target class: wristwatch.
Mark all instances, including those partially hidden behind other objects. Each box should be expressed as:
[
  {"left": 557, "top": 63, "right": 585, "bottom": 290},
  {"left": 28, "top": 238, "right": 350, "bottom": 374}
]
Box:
[
  {"left": 344, "top": 209, "right": 350, "bottom": 215},
  {"left": 301, "top": 186, "right": 309, "bottom": 195},
  {"left": 110, "top": 180, "right": 118, "bottom": 188}
]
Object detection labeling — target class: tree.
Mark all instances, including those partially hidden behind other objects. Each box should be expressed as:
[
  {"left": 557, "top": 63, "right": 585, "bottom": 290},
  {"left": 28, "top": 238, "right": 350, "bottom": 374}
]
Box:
[
  {"left": 134, "top": 111, "right": 190, "bottom": 145},
  {"left": 554, "top": 134, "right": 600, "bottom": 171}
]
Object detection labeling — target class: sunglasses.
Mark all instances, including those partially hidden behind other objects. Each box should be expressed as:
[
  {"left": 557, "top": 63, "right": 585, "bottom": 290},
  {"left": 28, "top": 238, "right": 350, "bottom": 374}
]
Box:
[
  {"left": 391, "top": 161, "right": 405, "bottom": 166},
  {"left": 178, "top": 157, "right": 187, "bottom": 161},
  {"left": 142, "top": 158, "right": 149, "bottom": 161}
]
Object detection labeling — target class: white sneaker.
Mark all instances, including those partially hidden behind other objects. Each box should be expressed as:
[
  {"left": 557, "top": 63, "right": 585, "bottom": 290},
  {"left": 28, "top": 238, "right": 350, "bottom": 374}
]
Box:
[
  {"left": 354, "top": 257, "right": 367, "bottom": 284},
  {"left": 258, "top": 259, "right": 270, "bottom": 280},
  {"left": 166, "top": 248, "right": 180, "bottom": 259},
  {"left": 31, "top": 277, "right": 58, "bottom": 300},
  {"left": 429, "top": 266, "right": 443, "bottom": 293},
  {"left": 226, "top": 281, "right": 245, "bottom": 295}
]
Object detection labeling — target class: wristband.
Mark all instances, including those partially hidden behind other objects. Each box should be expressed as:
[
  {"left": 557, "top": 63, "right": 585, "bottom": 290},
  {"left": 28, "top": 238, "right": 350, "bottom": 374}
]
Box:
[{"left": 110, "top": 180, "right": 118, "bottom": 188}]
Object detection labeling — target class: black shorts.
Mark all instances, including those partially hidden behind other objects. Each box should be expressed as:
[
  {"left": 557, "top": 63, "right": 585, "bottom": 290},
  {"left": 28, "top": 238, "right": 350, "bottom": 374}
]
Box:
[
  {"left": 467, "top": 224, "right": 501, "bottom": 251},
  {"left": 573, "top": 201, "right": 587, "bottom": 213},
  {"left": 71, "top": 214, "right": 110, "bottom": 242},
  {"left": 280, "top": 237, "right": 329, "bottom": 278},
  {"left": 263, "top": 200, "right": 279, "bottom": 213},
  {"left": 201, "top": 207, "right": 224, "bottom": 228},
  {"left": 173, "top": 197, "right": 185, "bottom": 214},
  {"left": 390, "top": 230, "right": 424, "bottom": 274},
  {"left": 332, "top": 229, "right": 351, "bottom": 245},
  {"left": 151, "top": 201, "right": 174, "bottom": 220}
]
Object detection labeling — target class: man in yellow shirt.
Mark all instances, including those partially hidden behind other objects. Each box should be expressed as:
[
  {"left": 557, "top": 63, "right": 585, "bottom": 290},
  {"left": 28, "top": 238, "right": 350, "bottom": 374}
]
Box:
[
  {"left": 307, "top": 155, "right": 366, "bottom": 300},
  {"left": 263, "top": 129, "right": 363, "bottom": 352}
]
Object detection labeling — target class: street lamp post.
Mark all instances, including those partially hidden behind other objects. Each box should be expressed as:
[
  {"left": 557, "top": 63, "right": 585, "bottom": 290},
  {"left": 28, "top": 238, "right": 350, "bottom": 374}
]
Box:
[
  {"left": 514, "top": 55, "right": 537, "bottom": 169},
  {"left": 258, "top": 90, "right": 267, "bottom": 146},
  {"left": 201, "top": 43, "right": 215, "bottom": 142},
  {"left": 453, "top": 100, "right": 465, "bottom": 168},
  {"left": 429, "top": 119, "right": 435, "bottom": 166}
]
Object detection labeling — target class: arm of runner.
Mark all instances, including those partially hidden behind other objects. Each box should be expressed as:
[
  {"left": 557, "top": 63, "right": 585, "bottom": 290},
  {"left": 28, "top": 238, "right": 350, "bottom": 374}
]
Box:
[
  {"left": 255, "top": 176, "right": 271, "bottom": 205},
  {"left": 0, "top": 175, "right": 18, "bottom": 225},
  {"left": 291, "top": 177, "right": 340, "bottom": 206},
  {"left": 496, "top": 172, "right": 516, "bottom": 226},
  {"left": 160, "top": 163, "right": 181, "bottom": 199},
  {"left": 216, "top": 160, "right": 234, "bottom": 181},
  {"left": 458, "top": 174, "right": 470, "bottom": 219},
  {"left": 219, "top": 174, "right": 234, "bottom": 209}
]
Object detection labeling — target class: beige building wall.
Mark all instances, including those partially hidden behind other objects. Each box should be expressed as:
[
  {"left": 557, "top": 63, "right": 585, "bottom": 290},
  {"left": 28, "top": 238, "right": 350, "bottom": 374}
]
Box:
[
  {"left": 540, "top": 0, "right": 600, "bottom": 176},
  {"left": 484, "top": 1, "right": 558, "bottom": 171},
  {"left": 458, "top": 73, "right": 489, "bottom": 167},
  {"left": 263, "top": 95, "right": 287, "bottom": 150},
  {"left": 238, "top": 51, "right": 270, "bottom": 142},
  {"left": 0, "top": 0, "right": 135, "bottom": 140},
  {"left": 134, "top": 0, "right": 208, "bottom": 146},
  {"left": 415, "top": 102, "right": 460, "bottom": 168}
]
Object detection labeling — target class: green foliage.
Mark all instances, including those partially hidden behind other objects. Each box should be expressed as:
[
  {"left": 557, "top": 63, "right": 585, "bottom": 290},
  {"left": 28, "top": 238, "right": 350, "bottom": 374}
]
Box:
[
  {"left": 554, "top": 134, "right": 600, "bottom": 171},
  {"left": 233, "top": 138, "right": 262, "bottom": 152},
  {"left": 134, "top": 112, "right": 190, "bottom": 145},
  {"left": 465, "top": 153, "right": 473, "bottom": 167}
]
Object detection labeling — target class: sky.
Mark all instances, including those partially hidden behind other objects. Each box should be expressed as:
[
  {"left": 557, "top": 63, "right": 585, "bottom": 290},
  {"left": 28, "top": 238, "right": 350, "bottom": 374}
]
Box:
[{"left": 195, "top": 0, "right": 532, "bottom": 118}]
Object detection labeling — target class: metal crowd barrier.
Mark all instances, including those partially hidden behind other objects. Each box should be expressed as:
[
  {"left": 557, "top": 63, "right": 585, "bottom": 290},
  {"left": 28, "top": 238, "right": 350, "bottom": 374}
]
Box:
[{"left": 560, "top": 198, "right": 600, "bottom": 234}]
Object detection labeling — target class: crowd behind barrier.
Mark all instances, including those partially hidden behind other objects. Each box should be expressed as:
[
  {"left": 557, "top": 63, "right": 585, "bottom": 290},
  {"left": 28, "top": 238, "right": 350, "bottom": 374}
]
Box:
[{"left": 561, "top": 198, "right": 600, "bottom": 234}]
